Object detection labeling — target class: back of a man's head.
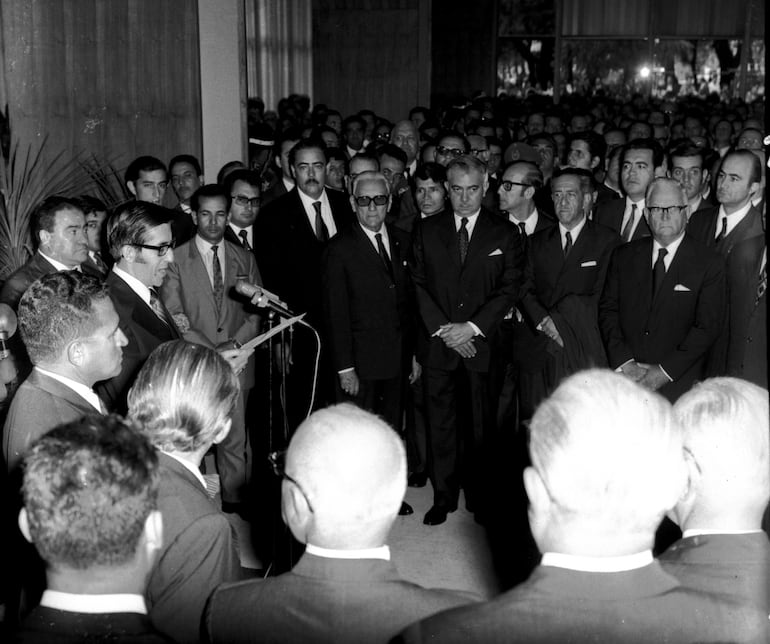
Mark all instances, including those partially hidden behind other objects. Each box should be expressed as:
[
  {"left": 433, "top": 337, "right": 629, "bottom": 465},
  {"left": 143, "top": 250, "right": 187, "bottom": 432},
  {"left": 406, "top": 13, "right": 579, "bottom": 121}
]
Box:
[
  {"left": 284, "top": 403, "right": 406, "bottom": 550},
  {"left": 21, "top": 414, "right": 159, "bottom": 578},
  {"left": 672, "top": 377, "right": 770, "bottom": 531},
  {"left": 526, "top": 369, "right": 686, "bottom": 554}
]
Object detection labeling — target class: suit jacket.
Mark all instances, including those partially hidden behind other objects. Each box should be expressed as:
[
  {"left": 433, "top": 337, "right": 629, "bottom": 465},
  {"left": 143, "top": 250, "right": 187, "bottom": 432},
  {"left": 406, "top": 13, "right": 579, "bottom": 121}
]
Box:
[
  {"left": 397, "top": 562, "right": 768, "bottom": 643},
  {"left": 160, "top": 238, "right": 260, "bottom": 390},
  {"left": 260, "top": 176, "right": 289, "bottom": 207},
  {"left": 1, "top": 253, "right": 61, "bottom": 309},
  {"left": 254, "top": 187, "right": 354, "bottom": 327},
  {"left": 205, "top": 553, "right": 476, "bottom": 644},
  {"left": 410, "top": 209, "right": 523, "bottom": 372},
  {"left": 599, "top": 234, "right": 726, "bottom": 401},
  {"left": 12, "top": 606, "right": 169, "bottom": 643},
  {"left": 686, "top": 204, "right": 764, "bottom": 258},
  {"left": 147, "top": 453, "right": 241, "bottom": 644},
  {"left": 660, "top": 532, "right": 770, "bottom": 612},
  {"left": 3, "top": 369, "right": 98, "bottom": 474},
  {"left": 171, "top": 203, "right": 197, "bottom": 245},
  {"left": 322, "top": 223, "right": 414, "bottom": 379},
  {"left": 224, "top": 225, "right": 258, "bottom": 265},
  {"left": 97, "top": 271, "right": 181, "bottom": 414},
  {"left": 594, "top": 197, "right": 651, "bottom": 241}
]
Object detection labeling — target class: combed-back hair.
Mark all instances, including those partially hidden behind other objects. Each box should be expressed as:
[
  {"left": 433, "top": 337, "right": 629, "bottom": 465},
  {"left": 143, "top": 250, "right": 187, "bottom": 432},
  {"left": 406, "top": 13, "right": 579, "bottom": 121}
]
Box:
[
  {"left": 190, "top": 183, "right": 231, "bottom": 213},
  {"left": 32, "top": 196, "right": 84, "bottom": 240},
  {"left": 124, "top": 155, "right": 167, "bottom": 185},
  {"left": 169, "top": 154, "right": 202, "bottom": 176},
  {"left": 106, "top": 201, "right": 172, "bottom": 260}
]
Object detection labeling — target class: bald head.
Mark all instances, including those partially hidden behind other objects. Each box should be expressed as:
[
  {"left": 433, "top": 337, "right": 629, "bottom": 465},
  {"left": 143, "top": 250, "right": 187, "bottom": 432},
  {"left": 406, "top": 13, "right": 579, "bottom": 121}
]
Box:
[
  {"left": 284, "top": 403, "right": 407, "bottom": 549},
  {"left": 671, "top": 378, "right": 770, "bottom": 531}
]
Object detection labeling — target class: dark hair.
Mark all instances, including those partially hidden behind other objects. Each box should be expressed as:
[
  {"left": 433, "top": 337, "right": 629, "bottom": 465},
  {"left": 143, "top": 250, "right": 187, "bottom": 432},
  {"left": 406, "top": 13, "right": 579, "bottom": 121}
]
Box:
[
  {"left": 288, "top": 138, "right": 327, "bottom": 168},
  {"left": 106, "top": 201, "right": 172, "bottom": 260},
  {"left": 76, "top": 195, "right": 108, "bottom": 215},
  {"left": 376, "top": 143, "right": 407, "bottom": 167},
  {"left": 168, "top": 154, "right": 202, "bottom": 176},
  {"left": 669, "top": 142, "right": 706, "bottom": 167},
  {"left": 325, "top": 147, "right": 349, "bottom": 170},
  {"left": 436, "top": 131, "right": 470, "bottom": 152},
  {"left": 32, "top": 196, "right": 84, "bottom": 240},
  {"left": 342, "top": 115, "right": 366, "bottom": 131},
  {"left": 190, "top": 183, "right": 231, "bottom": 213},
  {"left": 223, "top": 169, "right": 261, "bottom": 199},
  {"left": 569, "top": 131, "right": 607, "bottom": 166},
  {"left": 22, "top": 414, "right": 158, "bottom": 569},
  {"left": 124, "top": 156, "right": 167, "bottom": 185},
  {"left": 723, "top": 149, "right": 763, "bottom": 185},
  {"left": 556, "top": 166, "right": 596, "bottom": 192},
  {"left": 526, "top": 133, "right": 557, "bottom": 154},
  {"left": 621, "top": 138, "right": 665, "bottom": 170},
  {"left": 414, "top": 161, "right": 448, "bottom": 184}
]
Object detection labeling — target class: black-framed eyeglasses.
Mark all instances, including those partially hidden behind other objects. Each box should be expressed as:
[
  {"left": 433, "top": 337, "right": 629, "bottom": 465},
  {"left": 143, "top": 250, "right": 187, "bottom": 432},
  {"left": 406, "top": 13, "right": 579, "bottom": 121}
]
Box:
[
  {"left": 436, "top": 145, "right": 464, "bottom": 158},
  {"left": 470, "top": 148, "right": 489, "bottom": 157},
  {"left": 134, "top": 240, "right": 176, "bottom": 256},
  {"left": 268, "top": 450, "right": 314, "bottom": 512},
  {"left": 232, "top": 194, "right": 261, "bottom": 209},
  {"left": 354, "top": 195, "right": 388, "bottom": 207},
  {"left": 500, "top": 180, "right": 532, "bottom": 192},
  {"left": 647, "top": 205, "right": 687, "bottom": 217}
]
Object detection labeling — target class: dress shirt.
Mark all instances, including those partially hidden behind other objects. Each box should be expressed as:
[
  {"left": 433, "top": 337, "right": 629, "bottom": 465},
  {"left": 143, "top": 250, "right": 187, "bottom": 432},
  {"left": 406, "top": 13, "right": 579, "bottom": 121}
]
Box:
[
  {"left": 620, "top": 197, "right": 645, "bottom": 239},
  {"left": 717, "top": 201, "right": 752, "bottom": 238},
  {"left": 33, "top": 366, "right": 103, "bottom": 412},
  {"left": 161, "top": 451, "right": 207, "bottom": 491},
  {"left": 358, "top": 223, "right": 390, "bottom": 258},
  {"left": 194, "top": 234, "right": 226, "bottom": 288},
  {"left": 407, "top": 159, "right": 418, "bottom": 177},
  {"left": 41, "top": 590, "right": 147, "bottom": 615},
  {"left": 453, "top": 210, "right": 481, "bottom": 237},
  {"left": 179, "top": 202, "right": 192, "bottom": 215},
  {"left": 558, "top": 215, "right": 587, "bottom": 248},
  {"left": 541, "top": 550, "right": 653, "bottom": 573},
  {"left": 682, "top": 528, "right": 765, "bottom": 538},
  {"left": 298, "top": 189, "right": 337, "bottom": 239},
  {"left": 652, "top": 231, "right": 685, "bottom": 271},
  {"left": 603, "top": 181, "right": 622, "bottom": 198},
  {"left": 305, "top": 543, "right": 391, "bottom": 561},
  {"left": 346, "top": 145, "right": 364, "bottom": 159},
  {"left": 39, "top": 250, "right": 80, "bottom": 272},
  {"left": 510, "top": 209, "right": 539, "bottom": 236},
  {"left": 228, "top": 223, "right": 253, "bottom": 249},
  {"left": 112, "top": 265, "right": 152, "bottom": 306},
  {"left": 282, "top": 176, "right": 295, "bottom": 192}
]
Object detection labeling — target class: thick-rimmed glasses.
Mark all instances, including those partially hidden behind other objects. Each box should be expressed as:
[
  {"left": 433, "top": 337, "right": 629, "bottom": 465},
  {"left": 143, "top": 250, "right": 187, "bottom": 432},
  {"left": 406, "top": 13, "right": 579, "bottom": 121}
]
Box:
[
  {"left": 353, "top": 195, "right": 388, "bottom": 207},
  {"left": 268, "top": 450, "right": 314, "bottom": 512},
  {"left": 647, "top": 205, "right": 687, "bottom": 217},
  {"left": 133, "top": 240, "right": 176, "bottom": 256},
  {"left": 436, "top": 145, "right": 464, "bottom": 158},
  {"left": 232, "top": 194, "right": 261, "bottom": 209},
  {"left": 500, "top": 181, "right": 532, "bottom": 192}
]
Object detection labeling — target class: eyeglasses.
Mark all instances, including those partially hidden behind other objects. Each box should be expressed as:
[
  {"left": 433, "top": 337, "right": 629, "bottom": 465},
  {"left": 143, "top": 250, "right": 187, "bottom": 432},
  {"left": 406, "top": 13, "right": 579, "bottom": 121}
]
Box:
[
  {"left": 500, "top": 181, "right": 532, "bottom": 191},
  {"left": 470, "top": 148, "right": 489, "bottom": 156},
  {"left": 354, "top": 195, "right": 388, "bottom": 207},
  {"left": 436, "top": 145, "right": 464, "bottom": 158},
  {"left": 232, "top": 194, "right": 261, "bottom": 209},
  {"left": 647, "top": 205, "right": 687, "bottom": 217},
  {"left": 268, "top": 450, "right": 314, "bottom": 513},
  {"left": 134, "top": 240, "right": 176, "bottom": 256}
]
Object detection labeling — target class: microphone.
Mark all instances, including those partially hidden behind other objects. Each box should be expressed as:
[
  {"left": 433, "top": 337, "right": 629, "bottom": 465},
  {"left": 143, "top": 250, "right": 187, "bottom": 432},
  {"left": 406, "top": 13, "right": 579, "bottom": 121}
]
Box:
[{"left": 235, "top": 280, "right": 295, "bottom": 318}]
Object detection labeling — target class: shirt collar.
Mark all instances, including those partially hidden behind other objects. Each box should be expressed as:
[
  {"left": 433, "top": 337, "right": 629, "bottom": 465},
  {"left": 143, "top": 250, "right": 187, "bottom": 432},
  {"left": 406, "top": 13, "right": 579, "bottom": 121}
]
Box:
[
  {"left": 161, "top": 451, "right": 207, "bottom": 491},
  {"left": 297, "top": 186, "right": 330, "bottom": 213},
  {"left": 718, "top": 201, "right": 753, "bottom": 235},
  {"left": 34, "top": 367, "right": 102, "bottom": 412},
  {"left": 541, "top": 550, "right": 653, "bottom": 572},
  {"left": 41, "top": 590, "right": 147, "bottom": 615},
  {"left": 305, "top": 543, "right": 390, "bottom": 561},
  {"left": 653, "top": 230, "right": 685, "bottom": 261},
  {"left": 626, "top": 196, "right": 645, "bottom": 212},
  {"left": 510, "top": 209, "right": 539, "bottom": 236},
  {"left": 358, "top": 222, "right": 389, "bottom": 247},
  {"left": 39, "top": 250, "right": 79, "bottom": 272},
  {"left": 559, "top": 214, "right": 587, "bottom": 242},
  {"left": 112, "top": 265, "right": 152, "bottom": 306},
  {"left": 194, "top": 234, "right": 224, "bottom": 256},
  {"left": 682, "top": 528, "right": 765, "bottom": 538},
  {"left": 282, "top": 175, "right": 295, "bottom": 192}
]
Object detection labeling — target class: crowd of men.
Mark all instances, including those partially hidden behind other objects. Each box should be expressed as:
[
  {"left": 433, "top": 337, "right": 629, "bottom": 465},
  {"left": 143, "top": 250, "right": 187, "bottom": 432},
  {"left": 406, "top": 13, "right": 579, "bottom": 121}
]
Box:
[{"left": 0, "top": 88, "right": 767, "bottom": 641}]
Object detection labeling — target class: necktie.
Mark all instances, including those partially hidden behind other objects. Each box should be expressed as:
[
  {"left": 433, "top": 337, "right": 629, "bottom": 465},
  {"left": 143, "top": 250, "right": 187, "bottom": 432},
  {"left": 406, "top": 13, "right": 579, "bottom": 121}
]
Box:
[
  {"left": 563, "top": 231, "right": 573, "bottom": 257},
  {"left": 313, "top": 201, "right": 329, "bottom": 242},
  {"left": 375, "top": 232, "right": 394, "bottom": 279},
  {"left": 238, "top": 229, "right": 251, "bottom": 251},
  {"left": 149, "top": 289, "right": 175, "bottom": 329},
  {"left": 518, "top": 222, "right": 528, "bottom": 251},
  {"left": 621, "top": 204, "right": 637, "bottom": 242},
  {"left": 93, "top": 252, "right": 108, "bottom": 273},
  {"left": 715, "top": 216, "right": 727, "bottom": 242},
  {"left": 652, "top": 247, "right": 668, "bottom": 299},
  {"left": 756, "top": 263, "right": 767, "bottom": 305},
  {"left": 212, "top": 245, "right": 224, "bottom": 311},
  {"left": 458, "top": 217, "right": 469, "bottom": 264}
]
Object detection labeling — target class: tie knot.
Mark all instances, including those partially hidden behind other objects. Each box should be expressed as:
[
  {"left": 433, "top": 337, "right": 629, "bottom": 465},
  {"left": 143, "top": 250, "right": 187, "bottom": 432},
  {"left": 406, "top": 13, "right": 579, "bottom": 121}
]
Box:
[
  {"left": 658, "top": 247, "right": 668, "bottom": 260},
  {"left": 313, "top": 201, "right": 322, "bottom": 214},
  {"left": 239, "top": 230, "right": 248, "bottom": 240},
  {"left": 460, "top": 217, "right": 468, "bottom": 230},
  {"left": 375, "top": 232, "right": 382, "bottom": 241},
  {"left": 518, "top": 222, "right": 526, "bottom": 236},
  {"left": 212, "top": 244, "right": 219, "bottom": 254},
  {"left": 566, "top": 231, "right": 572, "bottom": 241}
]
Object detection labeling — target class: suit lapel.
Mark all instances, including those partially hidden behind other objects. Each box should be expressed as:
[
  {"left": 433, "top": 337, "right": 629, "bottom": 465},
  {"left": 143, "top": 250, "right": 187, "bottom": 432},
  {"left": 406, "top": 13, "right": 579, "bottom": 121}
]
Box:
[
  {"left": 465, "top": 211, "right": 495, "bottom": 266},
  {"left": 187, "top": 241, "right": 218, "bottom": 313},
  {"left": 29, "top": 370, "right": 97, "bottom": 413},
  {"left": 353, "top": 225, "right": 392, "bottom": 284},
  {"left": 438, "top": 212, "right": 462, "bottom": 269}
]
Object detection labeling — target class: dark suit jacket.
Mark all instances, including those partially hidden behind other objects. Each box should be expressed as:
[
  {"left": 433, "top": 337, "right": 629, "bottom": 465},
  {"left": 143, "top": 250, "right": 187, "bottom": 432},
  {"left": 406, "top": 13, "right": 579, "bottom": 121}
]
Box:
[
  {"left": 12, "top": 605, "right": 169, "bottom": 643},
  {"left": 397, "top": 562, "right": 768, "bottom": 643},
  {"left": 3, "top": 369, "right": 98, "bottom": 474},
  {"left": 410, "top": 209, "right": 523, "bottom": 372},
  {"left": 686, "top": 204, "right": 764, "bottom": 258},
  {"left": 147, "top": 453, "right": 241, "bottom": 644},
  {"left": 660, "top": 532, "right": 770, "bottom": 613},
  {"left": 254, "top": 188, "right": 354, "bottom": 327},
  {"left": 322, "top": 223, "right": 414, "bottom": 379},
  {"left": 1, "top": 253, "right": 59, "bottom": 310},
  {"left": 97, "top": 271, "right": 181, "bottom": 414},
  {"left": 170, "top": 204, "right": 196, "bottom": 245},
  {"left": 599, "top": 234, "right": 726, "bottom": 401},
  {"left": 594, "top": 197, "right": 651, "bottom": 240},
  {"left": 260, "top": 175, "right": 289, "bottom": 206},
  {"left": 205, "top": 553, "right": 476, "bottom": 644}
]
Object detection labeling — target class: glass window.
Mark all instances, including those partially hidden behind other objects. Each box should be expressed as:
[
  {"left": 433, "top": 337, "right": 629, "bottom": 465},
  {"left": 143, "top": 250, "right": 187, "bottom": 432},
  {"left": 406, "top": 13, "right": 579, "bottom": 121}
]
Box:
[{"left": 498, "top": 38, "right": 556, "bottom": 96}]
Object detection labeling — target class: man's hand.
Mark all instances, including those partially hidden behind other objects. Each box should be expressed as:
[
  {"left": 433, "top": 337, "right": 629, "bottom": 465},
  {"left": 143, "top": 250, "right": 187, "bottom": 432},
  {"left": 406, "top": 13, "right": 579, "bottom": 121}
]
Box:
[
  {"left": 219, "top": 348, "right": 249, "bottom": 376},
  {"left": 619, "top": 360, "right": 648, "bottom": 382},
  {"left": 437, "top": 322, "right": 476, "bottom": 348},
  {"left": 339, "top": 370, "right": 360, "bottom": 396},
  {"left": 452, "top": 339, "right": 477, "bottom": 359},
  {"left": 539, "top": 315, "right": 564, "bottom": 348},
  {"left": 638, "top": 363, "right": 670, "bottom": 391},
  {"left": 408, "top": 356, "right": 422, "bottom": 384}
]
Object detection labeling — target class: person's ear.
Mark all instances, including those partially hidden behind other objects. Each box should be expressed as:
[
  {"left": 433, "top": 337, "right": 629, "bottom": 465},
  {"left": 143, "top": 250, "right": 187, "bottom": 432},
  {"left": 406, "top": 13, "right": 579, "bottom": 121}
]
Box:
[
  {"left": 349, "top": 194, "right": 357, "bottom": 213},
  {"left": 67, "top": 340, "right": 86, "bottom": 368},
  {"left": 38, "top": 230, "right": 51, "bottom": 249},
  {"left": 212, "top": 418, "right": 232, "bottom": 446},
  {"left": 524, "top": 185, "right": 536, "bottom": 200},
  {"left": 121, "top": 244, "right": 138, "bottom": 263},
  {"left": 127, "top": 181, "right": 138, "bottom": 198},
  {"left": 523, "top": 466, "right": 549, "bottom": 513},
  {"left": 191, "top": 212, "right": 198, "bottom": 227},
  {"left": 18, "top": 508, "right": 33, "bottom": 544},
  {"left": 281, "top": 480, "right": 312, "bottom": 543},
  {"left": 482, "top": 173, "right": 490, "bottom": 197}
]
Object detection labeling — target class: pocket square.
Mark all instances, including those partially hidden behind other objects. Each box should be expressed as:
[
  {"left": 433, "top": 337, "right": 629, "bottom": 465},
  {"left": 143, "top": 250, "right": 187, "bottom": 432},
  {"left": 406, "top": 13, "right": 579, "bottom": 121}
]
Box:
[
  {"left": 674, "top": 284, "right": 691, "bottom": 292},
  {"left": 580, "top": 260, "right": 597, "bottom": 267},
  {"left": 488, "top": 248, "right": 503, "bottom": 256}
]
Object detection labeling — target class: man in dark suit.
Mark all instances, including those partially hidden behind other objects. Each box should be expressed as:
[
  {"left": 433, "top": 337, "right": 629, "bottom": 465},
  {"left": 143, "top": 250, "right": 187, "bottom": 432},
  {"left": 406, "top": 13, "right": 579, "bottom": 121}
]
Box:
[
  {"left": 222, "top": 169, "right": 261, "bottom": 259},
  {"left": 169, "top": 153, "right": 203, "bottom": 242},
  {"left": 254, "top": 138, "right": 354, "bottom": 428},
  {"left": 205, "top": 404, "right": 476, "bottom": 644},
  {"left": 595, "top": 138, "right": 666, "bottom": 242},
  {"left": 669, "top": 142, "right": 714, "bottom": 219},
  {"left": 399, "top": 370, "right": 768, "bottom": 643},
  {"left": 566, "top": 131, "right": 617, "bottom": 206},
  {"left": 13, "top": 415, "right": 167, "bottom": 644},
  {"left": 599, "top": 178, "right": 726, "bottom": 402},
  {"left": 410, "top": 155, "right": 523, "bottom": 526},
  {"left": 128, "top": 341, "right": 242, "bottom": 643},
  {"left": 261, "top": 130, "right": 300, "bottom": 206},
  {"left": 661, "top": 377, "right": 769, "bottom": 613},
  {"left": 161, "top": 184, "right": 261, "bottom": 514},
  {"left": 97, "top": 202, "right": 181, "bottom": 414}
]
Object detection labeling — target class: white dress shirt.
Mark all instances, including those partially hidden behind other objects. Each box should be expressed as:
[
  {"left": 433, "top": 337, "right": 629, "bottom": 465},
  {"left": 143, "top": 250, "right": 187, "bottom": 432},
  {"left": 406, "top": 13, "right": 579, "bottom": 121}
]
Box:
[
  {"left": 541, "top": 550, "right": 653, "bottom": 573},
  {"left": 112, "top": 265, "right": 151, "bottom": 306},
  {"left": 298, "top": 189, "right": 337, "bottom": 239},
  {"left": 34, "top": 366, "right": 103, "bottom": 412},
  {"left": 228, "top": 223, "right": 254, "bottom": 249},
  {"left": 716, "top": 201, "right": 753, "bottom": 238},
  {"left": 194, "top": 235, "right": 226, "bottom": 288},
  {"left": 41, "top": 590, "right": 147, "bottom": 615},
  {"left": 620, "top": 197, "right": 645, "bottom": 239},
  {"left": 306, "top": 543, "right": 390, "bottom": 561}
]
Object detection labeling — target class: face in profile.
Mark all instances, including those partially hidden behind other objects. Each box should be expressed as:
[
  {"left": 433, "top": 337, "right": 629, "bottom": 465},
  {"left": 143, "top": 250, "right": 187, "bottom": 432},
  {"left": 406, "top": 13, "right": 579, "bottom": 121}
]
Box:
[
  {"left": 42, "top": 207, "right": 89, "bottom": 267},
  {"left": 81, "top": 298, "right": 129, "bottom": 382}
]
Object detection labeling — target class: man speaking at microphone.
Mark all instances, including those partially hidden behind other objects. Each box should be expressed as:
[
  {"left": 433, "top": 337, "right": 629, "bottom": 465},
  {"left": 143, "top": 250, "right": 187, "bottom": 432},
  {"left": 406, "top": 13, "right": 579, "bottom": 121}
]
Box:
[{"left": 161, "top": 183, "right": 261, "bottom": 518}]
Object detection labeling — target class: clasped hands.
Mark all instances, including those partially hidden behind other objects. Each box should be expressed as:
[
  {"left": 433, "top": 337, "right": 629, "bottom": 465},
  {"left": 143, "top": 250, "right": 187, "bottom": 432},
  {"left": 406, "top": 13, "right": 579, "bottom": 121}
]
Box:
[
  {"left": 619, "top": 360, "right": 669, "bottom": 391},
  {"left": 436, "top": 322, "right": 477, "bottom": 358}
]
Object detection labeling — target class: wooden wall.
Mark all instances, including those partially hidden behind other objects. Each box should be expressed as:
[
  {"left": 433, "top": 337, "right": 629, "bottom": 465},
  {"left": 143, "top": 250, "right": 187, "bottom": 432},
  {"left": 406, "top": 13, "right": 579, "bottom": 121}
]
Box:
[
  {"left": 312, "top": 0, "right": 431, "bottom": 122},
  {"left": 1, "top": 0, "right": 201, "bottom": 185}
]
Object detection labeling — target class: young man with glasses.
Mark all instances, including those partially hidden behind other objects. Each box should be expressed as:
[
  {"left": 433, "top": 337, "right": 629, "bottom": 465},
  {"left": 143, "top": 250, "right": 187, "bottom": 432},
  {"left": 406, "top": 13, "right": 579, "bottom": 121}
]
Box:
[
  {"left": 433, "top": 132, "right": 469, "bottom": 167},
  {"left": 223, "top": 169, "right": 262, "bottom": 259}
]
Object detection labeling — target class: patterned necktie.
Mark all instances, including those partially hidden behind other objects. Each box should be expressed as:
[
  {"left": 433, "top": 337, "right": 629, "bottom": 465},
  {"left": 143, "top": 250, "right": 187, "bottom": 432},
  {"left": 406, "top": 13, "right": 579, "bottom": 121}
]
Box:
[
  {"left": 212, "top": 245, "right": 224, "bottom": 311},
  {"left": 621, "top": 204, "right": 637, "bottom": 242},
  {"left": 563, "top": 231, "right": 573, "bottom": 257},
  {"left": 313, "top": 201, "right": 329, "bottom": 242},
  {"left": 149, "top": 288, "right": 174, "bottom": 328},
  {"left": 652, "top": 247, "right": 668, "bottom": 299},
  {"left": 93, "top": 252, "right": 108, "bottom": 273},
  {"left": 238, "top": 229, "right": 251, "bottom": 251},
  {"left": 375, "top": 232, "right": 393, "bottom": 279},
  {"left": 715, "top": 216, "right": 727, "bottom": 242},
  {"left": 458, "top": 217, "right": 469, "bottom": 264},
  {"left": 756, "top": 261, "right": 767, "bottom": 305}
]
